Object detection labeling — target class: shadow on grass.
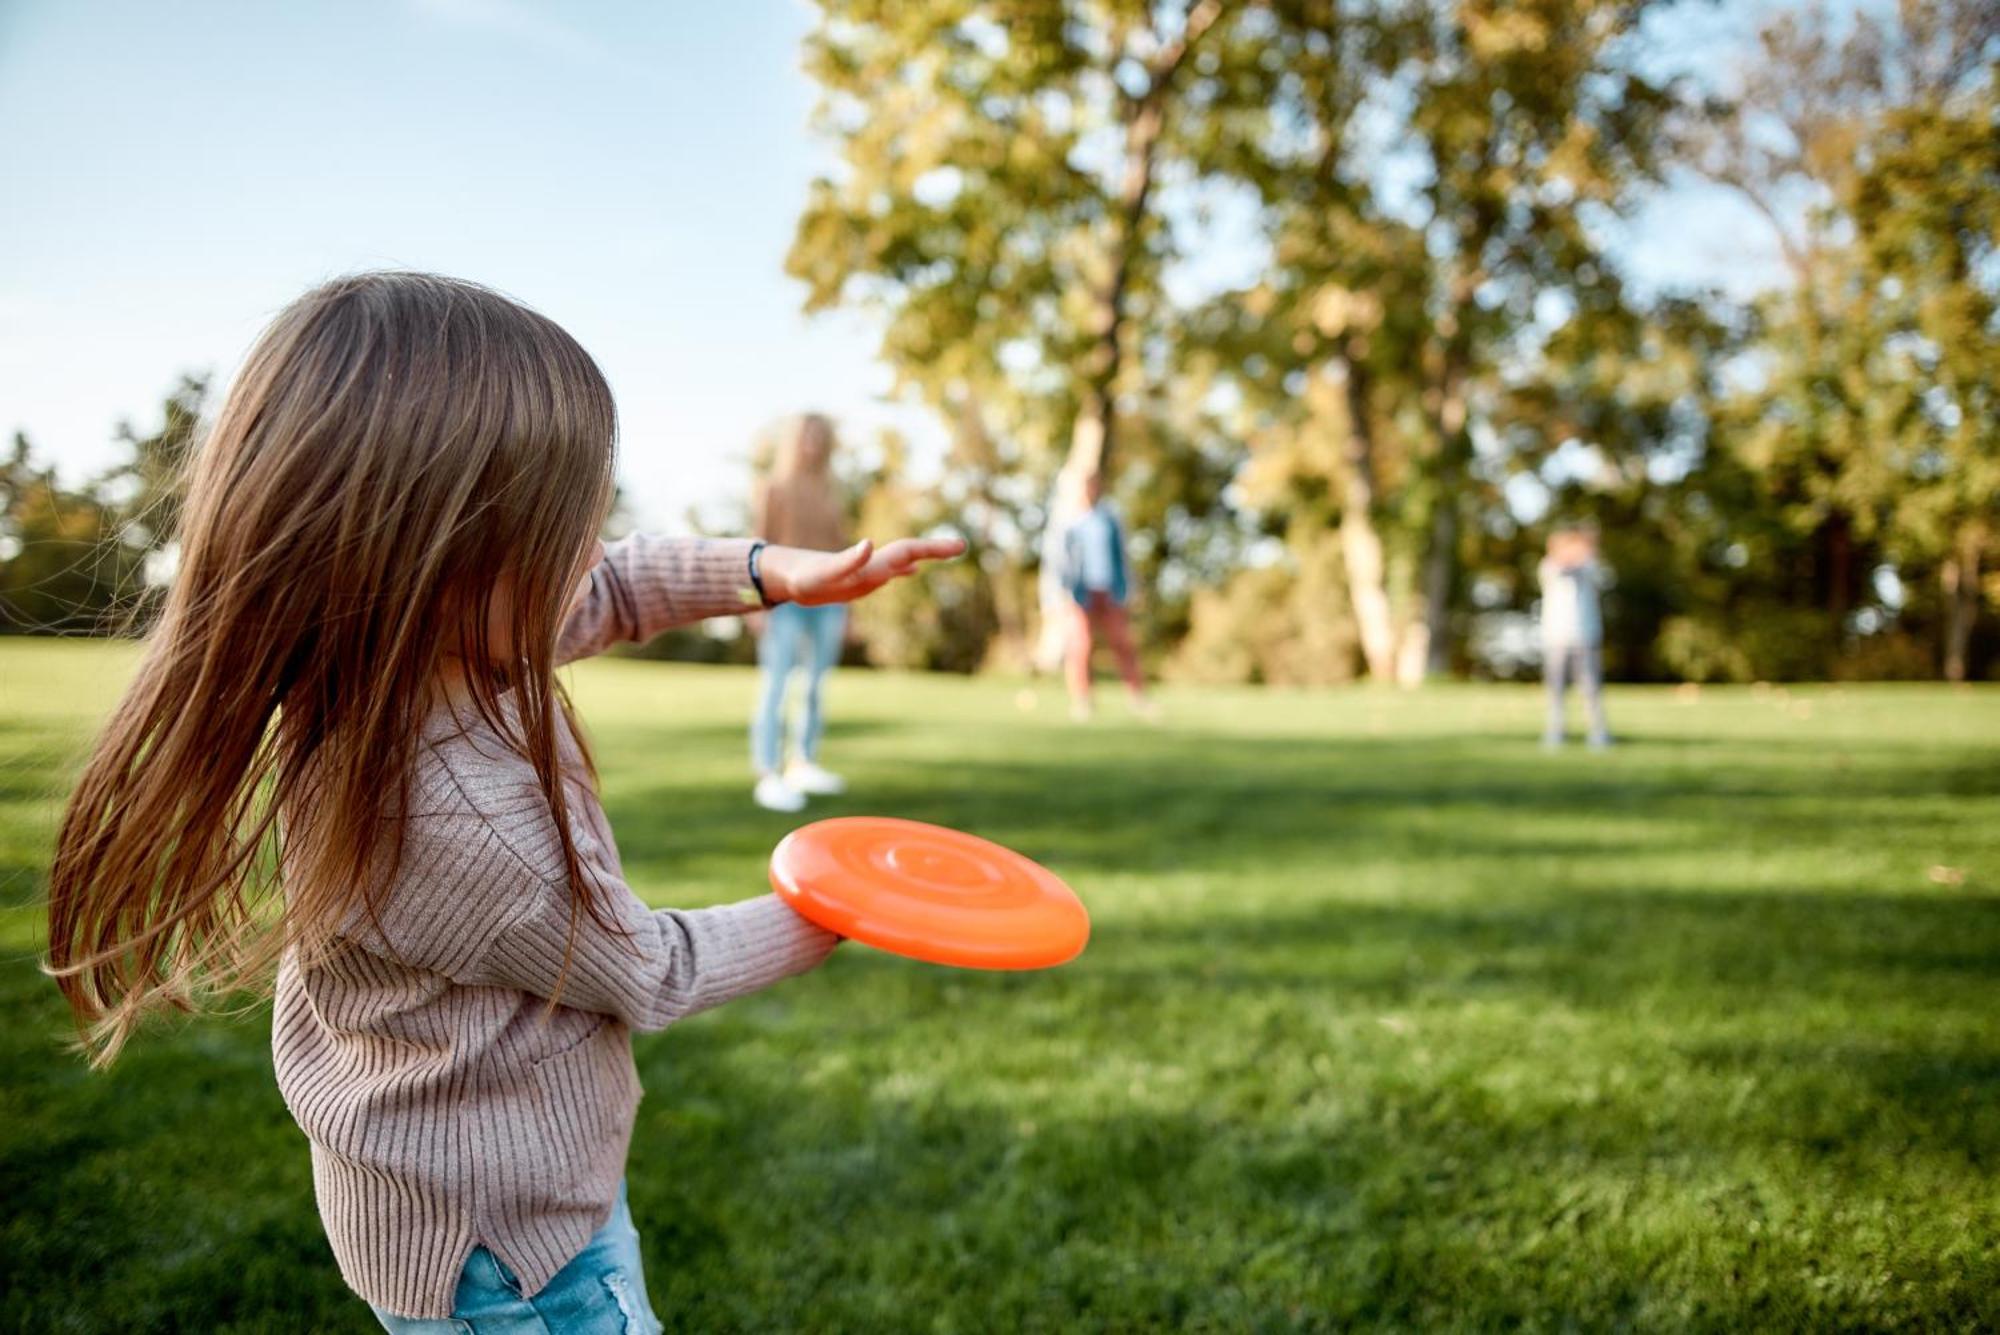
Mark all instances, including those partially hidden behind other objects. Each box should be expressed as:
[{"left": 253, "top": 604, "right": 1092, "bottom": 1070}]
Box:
[
  {"left": 4, "top": 890, "right": 1996, "bottom": 1328},
  {"left": 628, "top": 1000, "right": 2000, "bottom": 1332}
]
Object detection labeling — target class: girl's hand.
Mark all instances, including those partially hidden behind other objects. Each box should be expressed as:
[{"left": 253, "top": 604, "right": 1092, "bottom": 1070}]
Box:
[{"left": 761, "top": 536, "right": 967, "bottom": 607}]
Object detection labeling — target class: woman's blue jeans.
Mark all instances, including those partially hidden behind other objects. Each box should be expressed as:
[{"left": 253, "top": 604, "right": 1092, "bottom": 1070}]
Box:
[{"left": 752, "top": 601, "right": 847, "bottom": 773}]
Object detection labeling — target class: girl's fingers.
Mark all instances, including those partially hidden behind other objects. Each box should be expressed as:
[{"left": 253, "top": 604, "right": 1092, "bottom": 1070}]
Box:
[
  {"left": 795, "top": 541, "right": 871, "bottom": 601},
  {"left": 828, "top": 539, "right": 873, "bottom": 580},
  {"left": 788, "top": 534, "right": 964, "bottom": 604},
  {"left": 877, "top": 536, "right": 967, "bottom": 570}
]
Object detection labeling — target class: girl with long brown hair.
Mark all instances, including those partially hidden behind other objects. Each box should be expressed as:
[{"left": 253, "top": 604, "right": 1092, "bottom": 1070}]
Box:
[{"left": 42, "top": 272, "right": 961, "bottom": 1330}]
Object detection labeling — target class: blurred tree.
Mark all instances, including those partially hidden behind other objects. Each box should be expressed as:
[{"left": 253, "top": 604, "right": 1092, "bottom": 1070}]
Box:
[
  {"left": 1496, "top": 294, "right": 1737, "bottom": 681},
  {"left": 788, "top": 0, "right": 1255, "bottom": 479},
  {"left": 788, "top": 0, "right": 1280, "bottom": 667},
  {"left": 1384, "top": 0, "right": 1683, "bottom": 678},
  {"left": 0, "top": 432, "right": 142, "bottom": 635},
  {"left": 1198, "top": 0, "right": 1683, "bottom": 681},
  {"left": 1171, "top": 520, "right": 1362, "bottom": 685},
  {"left": 786, "top": 0, "right": 1991, "bottom": 683},
  {"left": 2, "top": 377, "right": 217, "bottom": 637},
  {"left": 95, "top": 372, "right": 208, "bottom": 626},
  {"left": 103, "top": 373, "right": 206, "bottom": 557},
  {"left": 1697, "top": 0, "right": 1998, "bottom": 679},
  {"left": 1846, "top": 55, "right": 1998, "bottom": 680},
  {"left": 846, "top": 430, "right": 1000, "bottom": 672}
]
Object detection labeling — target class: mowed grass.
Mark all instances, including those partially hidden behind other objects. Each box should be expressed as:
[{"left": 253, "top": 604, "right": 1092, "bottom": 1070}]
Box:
[{"left": 1, "top": 638, "right": 1996, "bottom": 1332}]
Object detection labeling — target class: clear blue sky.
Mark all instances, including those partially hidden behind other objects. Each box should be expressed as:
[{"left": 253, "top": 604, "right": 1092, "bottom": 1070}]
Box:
[
  {"left": 1, "top": 0, "right": 921, "bottom": 528},
  {"left": 2, "top": 0, "right": 1786, "bottom": 530}
]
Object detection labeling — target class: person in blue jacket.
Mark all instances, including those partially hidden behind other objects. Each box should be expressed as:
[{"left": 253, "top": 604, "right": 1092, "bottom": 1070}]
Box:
[{"left": 1052, "top": 467, "right": 1152, "bottom": 720}]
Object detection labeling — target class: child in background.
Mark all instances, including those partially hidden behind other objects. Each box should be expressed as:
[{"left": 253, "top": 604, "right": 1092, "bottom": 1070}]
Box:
[
  {"left": 43, "top": 273, "right": 962, "bottom": 1331},
  {"left": 1056, "top": 467, "right": 1152, "bottom": 721},
  {"left": 748, "top": 413, "right": 851, "bottom": 813},
  {"left": 1539, "top": 524, "right": 1612, "bottom": 749}
]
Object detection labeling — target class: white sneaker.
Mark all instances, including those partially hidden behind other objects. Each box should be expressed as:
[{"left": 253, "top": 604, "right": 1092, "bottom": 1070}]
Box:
[
  {"left": 753, "top": 774, "right": 806, "bottom": 813},
  {"left": 786, "top": 761, "right": 847, "bottom": 796}
]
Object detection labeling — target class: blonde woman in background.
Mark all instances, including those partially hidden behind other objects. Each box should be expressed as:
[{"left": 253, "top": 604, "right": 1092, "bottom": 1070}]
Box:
[{"left": 750, "top": 414, "right": 853, "bottom": 811}]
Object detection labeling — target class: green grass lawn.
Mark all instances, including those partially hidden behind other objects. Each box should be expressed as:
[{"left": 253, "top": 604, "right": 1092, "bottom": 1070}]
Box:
[{"left": 2, "top": 638, "right": 1996, "bottom": 1332}]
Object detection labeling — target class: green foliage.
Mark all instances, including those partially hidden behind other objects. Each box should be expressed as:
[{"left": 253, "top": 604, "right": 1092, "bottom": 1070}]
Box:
[
  {"left": 1657, "top": 608, "right": 1831, "bottom": 685},
  {"left": 1172, "top": 523, "right": 1362, "bottom": 685},
  {"left": 1, "top": 377, "right": 205, "bottom": 637},
  {"left": 0, "top": 433, "right": 143, "bottom": 635},
  {"left": 783, "top": 0, "right": 1995, "bottom": 684},
  {"left": 6, "top": 643, "right": 2000, "bottom": 1327},
  {"left": 1690, "top": 0, "right": 1999, "bottom": 680},
  {"left": 847, "top": 433, "right": 1002, "bottom": 673},
  {"left": 788, "top": 0, "right": 1708, "bottom": 681},
  {"left": 788, "top": 0, "right": 1306, "bottom": 664},
  {"left": 105, "top": 373, "right": 206, "bottom": 556}
]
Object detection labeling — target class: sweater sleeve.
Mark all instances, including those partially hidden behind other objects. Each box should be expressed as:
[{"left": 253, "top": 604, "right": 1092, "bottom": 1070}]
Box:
[
  {"left": 472, "top": 877, "right": 838, "bottom": 1030},
  {"left": 355, "top": 816, "right": 835, "bottom": 1029},
  {"left": 557, "top": 534, "right": 759, "bottom": 665},
  {"left": 347, "top": 743, "right": 838, "bottom": 1028}
]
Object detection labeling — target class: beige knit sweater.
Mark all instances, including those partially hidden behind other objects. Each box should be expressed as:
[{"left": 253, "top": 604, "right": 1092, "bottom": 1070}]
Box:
[{"left": 272, "top": 535, "right": 838, "bottom": 1319}]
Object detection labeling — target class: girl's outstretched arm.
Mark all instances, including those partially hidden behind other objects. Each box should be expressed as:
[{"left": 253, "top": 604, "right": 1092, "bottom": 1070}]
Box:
[
  {"left": 556, "top": 535, "right": 758, "bottom": 665},
  {"left": 556, "top": 533, "right": 965, "bottom": 663}
]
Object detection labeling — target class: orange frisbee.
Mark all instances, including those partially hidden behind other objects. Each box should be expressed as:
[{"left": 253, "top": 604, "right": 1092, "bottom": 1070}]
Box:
[{"left": 769, "top": 817, "right": 1089, "bottom": 970}]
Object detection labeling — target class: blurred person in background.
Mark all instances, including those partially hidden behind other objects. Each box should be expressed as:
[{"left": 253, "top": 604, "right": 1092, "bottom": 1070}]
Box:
[
  {"left": 1051, "top": 465, "right": 1152, "bottom": 722},
  {"left": 750, "top": 414, "right": 852, "bottom": 810},
  {"left": 1540, "top": 524, "right": 1612, "bottom": 750},
  {"left": 1033, "top": 464, "right": 1087, "bottom": 677}
]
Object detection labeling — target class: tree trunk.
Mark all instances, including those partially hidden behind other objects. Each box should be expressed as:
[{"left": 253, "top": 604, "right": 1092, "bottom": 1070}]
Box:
[
  {"left": 1942, "top": 525, "right": 1983, "bottom": 683},
  {"left": 1825, "top": 513, "right": 1853, "bottom": 626},
  {"left": 1333, "top": 354, "right": 1397, "bottom": 682},
  {"left": 1415, "top": 494, "right": 1458, "bottom": 681},
  {"left": 1407, "top": 369, "right": 1470, "bottom": 686},
  {"left": 1064, "top": 0, "right": 1223, "bottom": 481}
]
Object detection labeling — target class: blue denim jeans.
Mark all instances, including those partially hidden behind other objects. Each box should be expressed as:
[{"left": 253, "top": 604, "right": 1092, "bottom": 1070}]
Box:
[
  {"left": 1544, "top": 640, "right": 1610, "bottom": 746},
  {"left": 751, "top": 601, "right": 847, "bottom": 773},
  {"left": 370, "top": 1183, "right": 662, "bottom": 1334}
]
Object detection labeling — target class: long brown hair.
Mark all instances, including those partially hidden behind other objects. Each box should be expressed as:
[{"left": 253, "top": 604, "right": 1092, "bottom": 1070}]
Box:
[{"left": 45, "top": 271, "right": 618, "bottom": 1066}]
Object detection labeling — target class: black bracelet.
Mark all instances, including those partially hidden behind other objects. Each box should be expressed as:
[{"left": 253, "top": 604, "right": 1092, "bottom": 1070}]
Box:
[{"left": 747, "top": 540, "right": 774, "bottom": 607}]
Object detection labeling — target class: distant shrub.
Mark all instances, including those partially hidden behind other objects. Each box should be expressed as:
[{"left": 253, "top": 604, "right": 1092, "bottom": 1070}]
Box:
[{"left": 1169, "top": 529, "right": 1360, "bottom": 686}]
